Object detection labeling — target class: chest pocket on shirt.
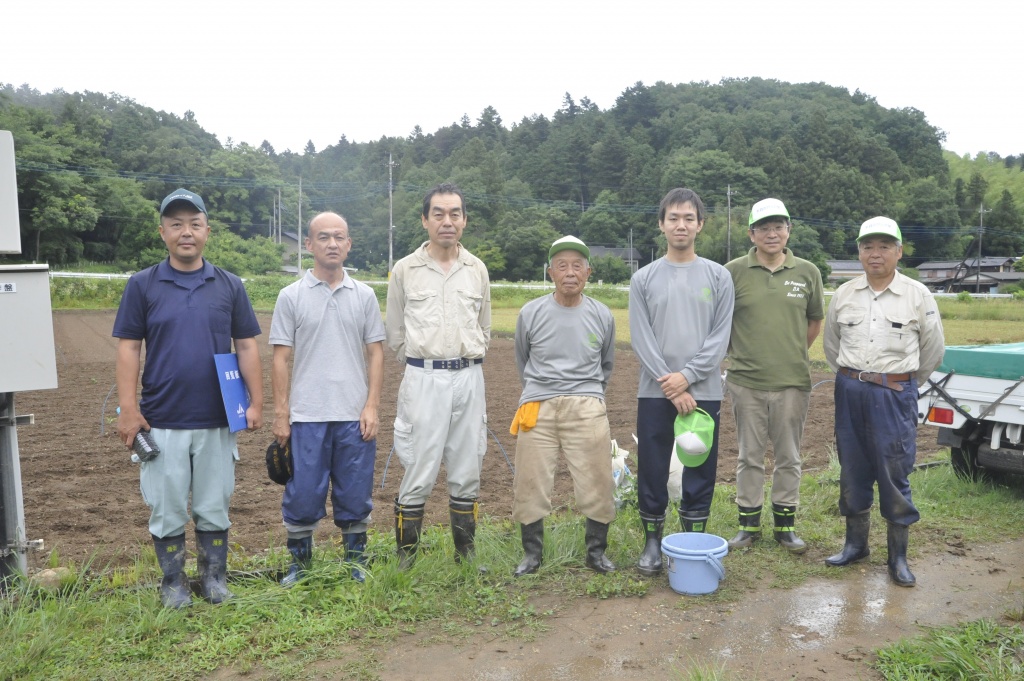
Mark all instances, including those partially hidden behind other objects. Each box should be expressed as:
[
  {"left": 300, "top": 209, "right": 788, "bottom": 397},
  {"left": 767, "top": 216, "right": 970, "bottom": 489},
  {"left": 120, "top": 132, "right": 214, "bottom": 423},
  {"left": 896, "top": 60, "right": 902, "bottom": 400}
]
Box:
[
  {"left": 884, "top": 314, "right": 918, "bottom": 353},
  {"left": 836, "top": 308, "right": 867, "bottom": 353},
  {"left": 456, "top": 289, "right": 483, "bottom": 327},
  {"left": 406, "top": 290, "right": 440, "bottom": 327},
  {"left": 209, "top": 304, "right": 233, "bottom": 336}
]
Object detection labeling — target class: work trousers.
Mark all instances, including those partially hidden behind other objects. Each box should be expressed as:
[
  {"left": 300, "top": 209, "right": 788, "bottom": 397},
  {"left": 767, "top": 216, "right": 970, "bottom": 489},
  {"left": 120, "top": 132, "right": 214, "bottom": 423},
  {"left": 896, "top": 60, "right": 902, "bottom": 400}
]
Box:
[
  {"left": 394, "top": 363, "right": 487, "bottom": 506},
  {"left": 283, "top": 421, "right": 374, "bottom": 534},
  {"left": 512, "top": 396, "right": 616, "bottom": 525},
  {"left": 833, "top": 372, "right": 920, "bottom": 526},
  {"left": 636, "top": 398, "right": 721, "bottom": 517},
  {"left": 141, "top": 427, "right": 237, "bottom": 538},
  {"left": 728, "top": 381, "right": 811, "bottom": 508}
]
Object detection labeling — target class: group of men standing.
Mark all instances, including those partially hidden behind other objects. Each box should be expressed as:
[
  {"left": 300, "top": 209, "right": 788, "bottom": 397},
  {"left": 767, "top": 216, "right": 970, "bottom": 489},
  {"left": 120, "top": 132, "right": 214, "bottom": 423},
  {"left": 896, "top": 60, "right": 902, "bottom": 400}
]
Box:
[{"left": 114, "top": 182, "right": 943, "bottom": 608}]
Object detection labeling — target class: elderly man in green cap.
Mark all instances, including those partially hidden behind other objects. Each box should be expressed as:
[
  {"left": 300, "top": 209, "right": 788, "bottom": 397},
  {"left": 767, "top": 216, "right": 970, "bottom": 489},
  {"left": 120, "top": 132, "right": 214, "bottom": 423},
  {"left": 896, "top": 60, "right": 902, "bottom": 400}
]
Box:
[
  {"left": 509, "top": 235, "right": 617, "bottom": 576},
  {"left": 724, "top": 198, "right": 824, "bottom": 554}
]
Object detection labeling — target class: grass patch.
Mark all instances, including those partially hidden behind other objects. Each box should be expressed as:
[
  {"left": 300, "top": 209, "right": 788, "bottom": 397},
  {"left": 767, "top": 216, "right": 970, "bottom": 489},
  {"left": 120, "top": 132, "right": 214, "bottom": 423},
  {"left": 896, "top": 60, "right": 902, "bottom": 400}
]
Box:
[{"left": 875, "top": 619, "right": 1024, "bottom": 680}]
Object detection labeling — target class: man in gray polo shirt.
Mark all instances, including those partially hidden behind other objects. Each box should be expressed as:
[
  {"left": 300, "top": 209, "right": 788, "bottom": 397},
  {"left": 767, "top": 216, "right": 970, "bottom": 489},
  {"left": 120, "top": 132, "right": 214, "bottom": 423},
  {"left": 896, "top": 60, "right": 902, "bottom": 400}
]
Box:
[
  {"left": 510, "top": 235, "right": 616, "bottom": 576},
  {"left": 270, "top": 211, "right": 385, "bottom": 585}
]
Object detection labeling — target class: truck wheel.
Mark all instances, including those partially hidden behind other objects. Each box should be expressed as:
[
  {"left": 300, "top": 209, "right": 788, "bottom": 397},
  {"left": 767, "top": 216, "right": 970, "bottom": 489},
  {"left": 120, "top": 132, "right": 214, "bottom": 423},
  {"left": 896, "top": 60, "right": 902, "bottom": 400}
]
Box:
[{"left": 951, "top": 443, "right": 989, "bottom": 482}]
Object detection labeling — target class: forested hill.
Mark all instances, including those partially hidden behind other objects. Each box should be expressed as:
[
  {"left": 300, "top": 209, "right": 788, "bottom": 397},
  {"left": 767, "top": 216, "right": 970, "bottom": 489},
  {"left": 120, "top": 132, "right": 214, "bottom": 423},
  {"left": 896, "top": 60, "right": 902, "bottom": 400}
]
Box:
[{"left": 1, "top": 79, "right": 1021, "bottom": 281}]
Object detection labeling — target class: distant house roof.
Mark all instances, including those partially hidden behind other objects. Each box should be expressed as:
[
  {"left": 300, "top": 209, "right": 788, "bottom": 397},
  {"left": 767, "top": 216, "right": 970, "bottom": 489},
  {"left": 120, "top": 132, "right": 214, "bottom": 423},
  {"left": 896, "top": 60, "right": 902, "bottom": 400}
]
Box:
[
  {"left": 967, "top": 256, "right": 1018, "bottom": 268},
  {"left": 825, "top": 260, "right": 863, "bottom": 273},
  {"left": 917, "top": 261, "right": 964, "bottom": 271}
]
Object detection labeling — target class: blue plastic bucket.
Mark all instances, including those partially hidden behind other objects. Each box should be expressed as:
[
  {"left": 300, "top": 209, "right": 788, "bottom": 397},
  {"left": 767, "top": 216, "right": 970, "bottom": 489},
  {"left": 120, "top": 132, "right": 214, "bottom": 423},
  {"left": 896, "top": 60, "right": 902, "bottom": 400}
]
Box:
[{"left": 661, "top": 532, "right": 728, "bottom": 595}]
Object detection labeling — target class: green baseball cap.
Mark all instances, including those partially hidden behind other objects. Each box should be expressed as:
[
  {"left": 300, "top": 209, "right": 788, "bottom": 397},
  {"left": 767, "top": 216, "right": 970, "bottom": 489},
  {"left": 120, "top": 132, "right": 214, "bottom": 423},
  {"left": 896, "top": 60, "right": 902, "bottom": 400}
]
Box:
[
  {"left": 748, "top": 198, "right": 789, "bottom": 226},
  {"left": 548, "top": 235, "right": 590, "bottom": 261},
  {"left": 857, "top": 216, "right": 902, "bottom": 243},
  {"left": 673, "top": 408, "right": 716, "bottom": 468}
]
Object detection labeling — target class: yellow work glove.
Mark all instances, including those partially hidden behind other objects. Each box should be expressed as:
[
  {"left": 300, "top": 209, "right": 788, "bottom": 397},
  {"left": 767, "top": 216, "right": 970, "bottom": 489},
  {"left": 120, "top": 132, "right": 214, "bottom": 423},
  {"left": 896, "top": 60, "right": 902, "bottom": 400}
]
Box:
[{"left": 509, "top": 401, "right": 541, "bottom": 435}]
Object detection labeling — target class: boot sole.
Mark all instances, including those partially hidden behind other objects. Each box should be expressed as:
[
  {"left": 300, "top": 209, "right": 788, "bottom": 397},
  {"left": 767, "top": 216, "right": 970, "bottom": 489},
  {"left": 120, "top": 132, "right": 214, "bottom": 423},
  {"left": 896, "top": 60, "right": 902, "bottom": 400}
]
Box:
[
  {"left": 824, "top": 551, "right": 870, "bottom": 567},
  {"left": 635, "top": 564, "right": 663, "bottom": 577}
]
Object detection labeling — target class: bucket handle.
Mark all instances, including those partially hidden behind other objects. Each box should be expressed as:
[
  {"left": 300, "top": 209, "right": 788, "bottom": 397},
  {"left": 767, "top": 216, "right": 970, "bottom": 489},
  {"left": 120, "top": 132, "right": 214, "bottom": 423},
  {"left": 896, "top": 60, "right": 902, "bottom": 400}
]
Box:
[{"left": 705, "top": 553, "right": 725, "bottom": 581}]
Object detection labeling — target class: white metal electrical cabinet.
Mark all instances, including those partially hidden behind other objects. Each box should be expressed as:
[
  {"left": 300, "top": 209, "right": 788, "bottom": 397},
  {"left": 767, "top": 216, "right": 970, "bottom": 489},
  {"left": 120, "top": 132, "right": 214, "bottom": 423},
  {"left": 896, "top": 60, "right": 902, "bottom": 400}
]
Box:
[{"left": 0, "top": 264, "right": 58, "bottom": 392}]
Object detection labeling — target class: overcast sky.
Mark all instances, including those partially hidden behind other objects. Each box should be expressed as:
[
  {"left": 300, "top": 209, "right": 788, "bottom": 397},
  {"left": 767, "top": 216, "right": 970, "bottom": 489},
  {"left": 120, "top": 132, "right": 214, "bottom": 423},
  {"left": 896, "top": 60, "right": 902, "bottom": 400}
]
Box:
[{"left": 3, "top": 0, "right": 1019, "bottom": 157}]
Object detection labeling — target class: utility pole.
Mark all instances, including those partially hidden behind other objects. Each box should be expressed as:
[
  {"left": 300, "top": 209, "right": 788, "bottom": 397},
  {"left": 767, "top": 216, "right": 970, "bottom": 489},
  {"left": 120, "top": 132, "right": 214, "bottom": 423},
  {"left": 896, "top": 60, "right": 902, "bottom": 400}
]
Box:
[
  {"left": 385, "top": 153, "right": 399, "bottom": 274},
  {"left": 629, "top": 228, "right": 634, "bottom": 273},
  {"left": 976, "top": 202, "right": 991, "bottom": 294},
  {"left": 297, "top": 176, "right": 302, "bottom": 277},
  {"left": 726, "top": 184, "right": 737, "bottom": 262}
]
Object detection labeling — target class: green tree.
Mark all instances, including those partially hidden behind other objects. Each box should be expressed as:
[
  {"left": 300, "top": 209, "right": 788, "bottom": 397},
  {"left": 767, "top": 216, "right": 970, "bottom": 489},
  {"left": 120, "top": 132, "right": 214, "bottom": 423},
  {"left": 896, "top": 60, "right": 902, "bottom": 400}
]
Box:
[
  {"left": 984, "top": 190, "right": 1024, "bottom": 256},
  {"left": 897, "top": 177, "right": 963, "bottom": 261},
  {"left": 589, "top": 254, "right": 631, "bottom": 284}
]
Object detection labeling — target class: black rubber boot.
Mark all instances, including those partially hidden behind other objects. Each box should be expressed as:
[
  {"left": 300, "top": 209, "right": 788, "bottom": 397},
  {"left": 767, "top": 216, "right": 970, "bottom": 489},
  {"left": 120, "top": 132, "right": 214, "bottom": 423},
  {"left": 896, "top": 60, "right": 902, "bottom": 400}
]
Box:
[
  {"left": 344, "top": 532, "right": 367, "bottom": 583},
  {"left": 449, "top": 496, "right": 477, "bottom": 563},
  {"left": 584, "top": 518, "right": 616, "bottom": 574},
  {"left": 280, "top": 536, "right": 312, "bottom": 587},
  {"left": 886, "top": 522, "right": 916, "bottom": 587},
  {"left": 772, "top": 503, "right": 807, "bottom": 555},
  {"left": 395, "top": 500, "right": 425, "bottom": 570},
  {"left": 679, "top": 509, "right": 709, "bottom": 533},
  {"left": 728, "top": 505, "right": 762, "bottom": 549},
  {"left": 196, "top": 529, "right": 233, "bottom": 603},
  {"left": 153, "top": 533, "right": 191, "bottom": 609},
  {"left": 636, "top": 512, "right": 665, "bottom": 576},
  {"left": 513, "top": 519, "right": 544, "bottom": 577},
  {"left": 825, "top": 511, "right": 871, "bottom": 567}
]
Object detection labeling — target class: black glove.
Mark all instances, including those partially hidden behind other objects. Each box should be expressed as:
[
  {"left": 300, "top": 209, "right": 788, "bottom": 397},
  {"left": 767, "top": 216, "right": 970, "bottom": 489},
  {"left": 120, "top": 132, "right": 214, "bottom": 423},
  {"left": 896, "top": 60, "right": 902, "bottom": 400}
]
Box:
[{"left": 266, "top": 439, "right": 293, "bottom": 485}]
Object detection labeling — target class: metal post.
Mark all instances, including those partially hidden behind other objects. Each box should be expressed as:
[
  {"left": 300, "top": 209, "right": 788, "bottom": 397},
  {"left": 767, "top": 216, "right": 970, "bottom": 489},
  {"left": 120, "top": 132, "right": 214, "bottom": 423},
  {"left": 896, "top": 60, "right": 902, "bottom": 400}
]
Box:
[
  {"left": 0, "top": 393, "right": 28, "bottom": 583},
  {"left": 385, "top": 154, "right": 399, "bottom": 275},
  {"left": 976, "top": 202, "right": 991, "bottom": 294},
  {"left": 726, "top": 184, "right": 737, "bottom": 262},
  {"left": 297, "top": 176, "right": 302, "bottom": 277}
]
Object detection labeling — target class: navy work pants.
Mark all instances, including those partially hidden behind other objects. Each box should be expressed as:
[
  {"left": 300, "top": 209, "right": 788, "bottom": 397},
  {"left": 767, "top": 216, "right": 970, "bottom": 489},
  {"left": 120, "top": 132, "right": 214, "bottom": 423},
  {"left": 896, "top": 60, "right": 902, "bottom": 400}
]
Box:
[
  {"left": 283, "top": 421, "right": 375, "bottom": 529},
  {"left": 636, "top": 397, "right": 721, "bottom": 517},
  {"left": 833, "top": 372, "right": 920, "bottom": 526}
]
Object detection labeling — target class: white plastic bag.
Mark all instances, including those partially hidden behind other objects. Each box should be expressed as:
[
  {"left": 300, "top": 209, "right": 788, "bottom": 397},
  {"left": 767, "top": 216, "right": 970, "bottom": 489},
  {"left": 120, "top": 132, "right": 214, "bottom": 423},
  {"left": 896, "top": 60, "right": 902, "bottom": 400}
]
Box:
[
  {"left": 611, "top": 439, "right": 635, "bottom": 508},
  {"left": 631, "top": 433, "right": 683, "bottom": 502}
]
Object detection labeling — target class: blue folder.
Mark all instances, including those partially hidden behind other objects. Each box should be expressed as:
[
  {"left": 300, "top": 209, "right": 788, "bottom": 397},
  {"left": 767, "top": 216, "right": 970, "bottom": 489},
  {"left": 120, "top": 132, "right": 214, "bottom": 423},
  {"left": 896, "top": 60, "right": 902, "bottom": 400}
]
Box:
[{"left": 214, "top": 353, "right": 250, "bottom": 433}]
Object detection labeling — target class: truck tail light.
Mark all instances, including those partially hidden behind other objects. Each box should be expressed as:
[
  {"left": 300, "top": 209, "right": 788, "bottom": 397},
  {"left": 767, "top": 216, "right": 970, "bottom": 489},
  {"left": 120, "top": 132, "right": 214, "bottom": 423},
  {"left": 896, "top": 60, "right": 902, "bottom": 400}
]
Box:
[{"left": 927, "top": 407, "right": 954, "bottom": 425}]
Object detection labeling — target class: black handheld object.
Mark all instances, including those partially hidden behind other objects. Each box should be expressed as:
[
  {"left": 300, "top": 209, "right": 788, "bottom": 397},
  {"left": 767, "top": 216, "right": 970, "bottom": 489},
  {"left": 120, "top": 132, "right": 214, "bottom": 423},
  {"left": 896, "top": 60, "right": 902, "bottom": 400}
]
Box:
[
  {"left": 266, "top": 439, "right": 294, "bottom": 485},
  {"left": 133, "top": 429, "right": 160, "bottom": 462}
]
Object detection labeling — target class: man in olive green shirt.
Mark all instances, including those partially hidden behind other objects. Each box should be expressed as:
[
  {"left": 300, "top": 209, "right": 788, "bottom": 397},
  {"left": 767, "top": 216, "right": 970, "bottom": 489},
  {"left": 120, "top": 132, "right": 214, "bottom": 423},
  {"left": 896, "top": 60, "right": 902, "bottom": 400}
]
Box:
[{"left": 724, "top": 198, "right": 824, "bottom": 554}]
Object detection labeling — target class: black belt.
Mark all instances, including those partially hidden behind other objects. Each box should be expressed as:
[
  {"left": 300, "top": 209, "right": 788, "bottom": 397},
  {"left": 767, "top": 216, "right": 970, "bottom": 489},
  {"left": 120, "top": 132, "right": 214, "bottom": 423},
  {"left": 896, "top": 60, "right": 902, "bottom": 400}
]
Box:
[
  {"left": 838, "top": 367, "right": 911, "bottom": 392},
  {"left": 406, "top": 357, "right": 483, "bottom": 371}
]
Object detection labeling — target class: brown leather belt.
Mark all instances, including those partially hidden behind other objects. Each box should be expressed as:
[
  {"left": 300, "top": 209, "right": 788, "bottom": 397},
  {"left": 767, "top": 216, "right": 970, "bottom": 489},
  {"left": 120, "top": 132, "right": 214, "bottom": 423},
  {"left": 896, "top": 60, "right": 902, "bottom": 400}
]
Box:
[{"left": 838, "top": 367, "right": 912, "bottom": 391}]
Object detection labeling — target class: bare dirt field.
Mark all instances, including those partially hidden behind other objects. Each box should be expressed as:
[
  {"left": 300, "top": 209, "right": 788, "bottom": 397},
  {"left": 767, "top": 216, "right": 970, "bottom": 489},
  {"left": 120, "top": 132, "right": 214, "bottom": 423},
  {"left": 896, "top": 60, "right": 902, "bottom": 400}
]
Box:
[
  {"left": 21, "top": 311, "right": 1024, "bottom": 680},
  {"left": 15, "top": 310, "right": 944, "bottom": 568}
]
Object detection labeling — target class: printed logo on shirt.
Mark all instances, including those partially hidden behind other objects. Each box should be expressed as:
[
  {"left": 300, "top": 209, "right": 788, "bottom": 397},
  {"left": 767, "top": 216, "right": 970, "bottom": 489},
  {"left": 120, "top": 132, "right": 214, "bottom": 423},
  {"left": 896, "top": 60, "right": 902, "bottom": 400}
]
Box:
[
  {"left": 587, "top": 332, "right": 601, "bottom": 350},
  {"left": 701, "top": 287, "right": 713, "bottom": 303},
  {"left": 785, "top": 279, "right": 808, "bottom": 299}
]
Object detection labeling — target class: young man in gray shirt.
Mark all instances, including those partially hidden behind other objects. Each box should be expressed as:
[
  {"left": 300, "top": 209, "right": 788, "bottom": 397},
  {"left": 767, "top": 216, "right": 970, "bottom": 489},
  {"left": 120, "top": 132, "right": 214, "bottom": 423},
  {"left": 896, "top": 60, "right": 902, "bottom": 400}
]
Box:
[
  {"left": 511, "top": 236, "right": 616, "bottom": 577},
  {"left": 629, "top": 188, "right": 734, "bottom": 576}
]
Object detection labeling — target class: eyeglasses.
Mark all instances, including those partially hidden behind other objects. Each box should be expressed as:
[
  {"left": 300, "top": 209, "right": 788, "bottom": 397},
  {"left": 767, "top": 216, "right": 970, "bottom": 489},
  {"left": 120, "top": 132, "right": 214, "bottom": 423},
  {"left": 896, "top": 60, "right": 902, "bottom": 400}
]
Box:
[{"left": 750, "top": 224, "right": 788, "bottom": 234}]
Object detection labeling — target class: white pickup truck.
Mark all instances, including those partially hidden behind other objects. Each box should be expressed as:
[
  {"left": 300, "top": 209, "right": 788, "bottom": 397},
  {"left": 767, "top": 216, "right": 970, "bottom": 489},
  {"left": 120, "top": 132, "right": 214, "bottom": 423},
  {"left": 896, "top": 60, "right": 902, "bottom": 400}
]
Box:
[{"left": 917, "top": 343, "right": 1024, "bottom": 480}]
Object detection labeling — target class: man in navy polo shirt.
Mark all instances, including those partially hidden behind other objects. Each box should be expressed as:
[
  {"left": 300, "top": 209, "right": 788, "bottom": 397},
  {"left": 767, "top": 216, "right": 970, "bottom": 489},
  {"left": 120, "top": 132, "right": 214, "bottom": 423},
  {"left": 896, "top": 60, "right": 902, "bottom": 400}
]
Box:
[{"left": 114, "top": 188, "right": 263, "bottom": 608}]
